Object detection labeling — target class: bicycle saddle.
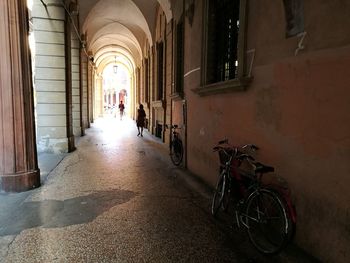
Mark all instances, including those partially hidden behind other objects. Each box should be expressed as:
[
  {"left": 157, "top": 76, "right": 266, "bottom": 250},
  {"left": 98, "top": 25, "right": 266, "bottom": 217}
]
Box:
[{"left": 255, "top": 162, "right": 274, "bottom": 173}]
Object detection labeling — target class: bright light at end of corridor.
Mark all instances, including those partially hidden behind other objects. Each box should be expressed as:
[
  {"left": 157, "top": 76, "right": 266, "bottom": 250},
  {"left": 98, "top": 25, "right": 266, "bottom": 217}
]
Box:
[
  {"left": 27, "top": 0, "right": 33, "bottom": 10},
  {"left": 29, "top": 33, "right": 36, "bottom": 55}
]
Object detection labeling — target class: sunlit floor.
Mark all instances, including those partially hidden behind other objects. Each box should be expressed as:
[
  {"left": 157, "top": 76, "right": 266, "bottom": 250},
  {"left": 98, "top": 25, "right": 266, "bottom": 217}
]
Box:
[{"left": 0, "top": 117, "right": 312, "bottom": 262}]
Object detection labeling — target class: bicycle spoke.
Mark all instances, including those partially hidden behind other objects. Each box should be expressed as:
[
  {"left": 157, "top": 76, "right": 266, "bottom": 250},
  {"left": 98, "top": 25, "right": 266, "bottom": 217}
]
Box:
[
  {"left": 246, "top": 189, "right": 288, "bottom": 254},
  {"left": 211, "top": 139, "right": 295, "bottom": 254},
  {"left": 170, "top": 139, "right": 183, "bottom": 166},
  {"left": 211, "top": 171, "right": 227, "bottom": 217}
]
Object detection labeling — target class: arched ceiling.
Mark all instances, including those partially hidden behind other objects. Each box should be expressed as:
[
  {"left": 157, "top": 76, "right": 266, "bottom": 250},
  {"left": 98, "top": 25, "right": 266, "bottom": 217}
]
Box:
[
  {"left": 94, "top": 46, "right": 136, "bottom": 75},
  {"left": 80, "top": 0, "right": 172, "bottom": 72}
]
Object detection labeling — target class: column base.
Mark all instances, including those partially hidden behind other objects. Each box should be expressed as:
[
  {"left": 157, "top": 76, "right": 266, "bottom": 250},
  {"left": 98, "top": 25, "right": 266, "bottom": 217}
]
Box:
[
  {"left": 0, "top": 170, "right": 41, "bottom": 192},
  {"left": 68, "top": 135, "right": 76, "bottom": 153}
]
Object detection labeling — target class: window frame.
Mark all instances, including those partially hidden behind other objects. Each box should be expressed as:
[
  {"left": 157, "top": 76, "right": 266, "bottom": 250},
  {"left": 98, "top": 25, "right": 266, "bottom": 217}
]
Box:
[
  {"left": 156, "top": 41, "right": 164, "bottom": 101},
  {"left": 171, "top": 16, "right": 185, "bottom": 99},
  {"left": 193, "top": 0, "right": 251, "bottom": 96},
  {"left": 144, "top": 57, "right": 149, "bottom": 103}
]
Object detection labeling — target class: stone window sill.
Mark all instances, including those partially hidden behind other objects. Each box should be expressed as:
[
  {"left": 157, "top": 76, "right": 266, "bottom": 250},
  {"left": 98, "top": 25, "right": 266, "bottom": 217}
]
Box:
[
  {"left": 170, "top": 92, "right": 184, "bottom": 100},
  {"left": 192, "top": 77, "right": 252, "bottom": 96},
  {"left": 152, "top": 100, "right": 164, "bottom": 108}
]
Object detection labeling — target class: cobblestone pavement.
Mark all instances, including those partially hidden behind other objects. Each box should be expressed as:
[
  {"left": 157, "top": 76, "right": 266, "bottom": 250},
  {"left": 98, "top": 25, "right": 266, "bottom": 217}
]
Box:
[{"left": 0, "top": 117, "right": 319, "bottom": 263}]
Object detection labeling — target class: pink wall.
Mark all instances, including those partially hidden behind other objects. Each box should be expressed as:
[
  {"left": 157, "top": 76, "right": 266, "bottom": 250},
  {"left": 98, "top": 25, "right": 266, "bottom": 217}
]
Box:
[{"left": 182, "top": 1, "right": 350, "bottom": 261}]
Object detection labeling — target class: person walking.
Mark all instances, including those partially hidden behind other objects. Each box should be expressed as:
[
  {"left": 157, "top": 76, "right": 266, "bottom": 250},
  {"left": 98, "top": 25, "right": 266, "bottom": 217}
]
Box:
[
  {"left": 118, "top": 100, "right": 125, "bottom": 120},
  {"left": 136, "top": 104, "right": 146, "bottom": 137}
]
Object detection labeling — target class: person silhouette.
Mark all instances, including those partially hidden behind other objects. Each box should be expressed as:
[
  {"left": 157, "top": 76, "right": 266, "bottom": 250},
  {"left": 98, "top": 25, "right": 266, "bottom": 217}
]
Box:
[
  {"left": 118, "top": 100, "right": 125, "bottom": 120},
  {"left": 136, "top": 104, "right": 146, "bottom": 137}
]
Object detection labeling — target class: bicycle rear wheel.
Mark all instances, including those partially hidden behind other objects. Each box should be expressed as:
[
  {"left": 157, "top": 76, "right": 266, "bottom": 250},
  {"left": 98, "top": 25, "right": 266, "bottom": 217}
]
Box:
[
  {"left": 245, "top": 189, "right": 289, "bottom": 254},
  {"left": 170, "top": 139, "right": 183, "bottom": 166}
]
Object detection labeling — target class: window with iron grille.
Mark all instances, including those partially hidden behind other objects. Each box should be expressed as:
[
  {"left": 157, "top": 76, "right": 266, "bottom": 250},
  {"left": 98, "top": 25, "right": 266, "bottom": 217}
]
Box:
[
  {"left": 195, "top": 0, "right": 250, "bottom": 96},
  {"left": 207, "top": 0, "right": 239, "bottom": 84},
  {"left": 175, "top": 17, "right": 184, "bottom": 94}
]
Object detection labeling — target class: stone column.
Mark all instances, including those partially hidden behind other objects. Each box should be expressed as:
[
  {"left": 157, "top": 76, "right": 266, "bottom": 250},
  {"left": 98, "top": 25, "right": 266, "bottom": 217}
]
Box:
[
  {"left": 87, "top": 62, "right": 94, "bottom": 125},
  {"left": 87, "top": 60, "right": 91, "bottom": 128},
  {"left": 80, "top": 50, "right": 88, "bottom": 135},
  {"left": 64, "top": 5, "right": 75, "bottom": 152},
  {"left": 33, "top": 0, "right": 68, "bottom": 153},
  {"left": 91, "top": 67, "right": 96, "bottom": 122},
  {"left": 95, "top": 75, "right": 104, "bottom": 118},
  {"left": 72, "top": 28, "right": 81, "bottom": 136},
  {"left": 0, "top": 0, "right": 40, "bottom": 192},
  {"left": 131, "top": 74, "right": 136, "bottom": 118}
]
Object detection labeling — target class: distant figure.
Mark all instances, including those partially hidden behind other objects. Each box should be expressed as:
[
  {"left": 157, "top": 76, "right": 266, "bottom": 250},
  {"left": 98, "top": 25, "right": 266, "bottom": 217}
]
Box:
[
  {"left": 136, "top": 104, "right": 146, "bottom": 137},
  {"left": 118, "top": 101, "right": 125, "bottom": 120}
]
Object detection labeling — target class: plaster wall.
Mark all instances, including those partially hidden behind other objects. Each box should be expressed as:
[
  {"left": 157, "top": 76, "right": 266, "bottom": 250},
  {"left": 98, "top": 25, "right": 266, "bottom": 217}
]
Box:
[{"left": 184, "top": 0, "right": 350, "bottom": 262}]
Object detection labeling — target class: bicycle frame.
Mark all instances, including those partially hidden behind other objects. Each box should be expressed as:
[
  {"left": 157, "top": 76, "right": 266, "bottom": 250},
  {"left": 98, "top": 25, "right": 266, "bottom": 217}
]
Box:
[
  {"left": 218, "top": 147, "right": 255, "bottom": 199},
  {"left": 224, "top": 162, "right": 263, "bottom": 228},
  {"left": 214, "top": 140, "right": 296, "bottom": 227},
  {"left": 168, "top": 125, "right": 183, "bottom": 166},
  {"left": 169, "top": 125, "right": 180, "bottom": 149},
  {"left": 212, "top": 139, "right": 296, "bottom": 254},
  {"left": 263, "top": 181, "right": 297, "bottom": 224}
]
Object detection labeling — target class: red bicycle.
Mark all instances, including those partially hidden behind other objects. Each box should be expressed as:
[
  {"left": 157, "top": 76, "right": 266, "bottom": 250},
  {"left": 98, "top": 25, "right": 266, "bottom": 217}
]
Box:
[{"left": 211, "top": 139, "right": 296, "bottom": 254}]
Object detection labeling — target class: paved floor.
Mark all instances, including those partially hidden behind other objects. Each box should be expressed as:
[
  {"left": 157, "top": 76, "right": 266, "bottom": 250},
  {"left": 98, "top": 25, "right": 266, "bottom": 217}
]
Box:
[{"left": 0, "top": 117, "right": 318, "bottom": 262}]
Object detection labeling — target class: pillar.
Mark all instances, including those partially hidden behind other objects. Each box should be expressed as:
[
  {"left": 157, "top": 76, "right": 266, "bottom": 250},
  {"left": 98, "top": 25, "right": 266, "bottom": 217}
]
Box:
[
  {"left": 87, "top": 60, "right": 91, "bottom": 127},
  {"left": 95, "top": 75, "right": 104, "bottom": 118},
  {"left": 64, "top": 4, "right": 75, "bottom": 152},
  {"left": 70, "top": 5, "right": 82, "bottom": 137},
  {"left": 0, "top": 0, "right": 40, "bottom": 192},
  {"left": 32, "top": 0, "right": 70, "bottom": 153},
  {"left": 80, "top": 49, "right": 88, "bottom": 134}
]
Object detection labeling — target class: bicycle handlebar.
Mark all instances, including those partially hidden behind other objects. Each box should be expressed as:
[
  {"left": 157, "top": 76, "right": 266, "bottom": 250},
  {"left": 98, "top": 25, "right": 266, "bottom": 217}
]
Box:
[
  {"left": 241, "top": 144, "right": 259, "bottom": 151},
  {"left": 165, "top": 124, "right": 181, "bottom": 130},
  {"left": 214, "top": 139, "right": 275, "bottom": 176},
  {"left": 213, "top": 139, "right": 259, "bottom": 153},
  {"left": 213, "top": 139, "right": 259, "bottom": 164},
  {"left": 218, "top": 139, "right": 228, "bottom": 145}
]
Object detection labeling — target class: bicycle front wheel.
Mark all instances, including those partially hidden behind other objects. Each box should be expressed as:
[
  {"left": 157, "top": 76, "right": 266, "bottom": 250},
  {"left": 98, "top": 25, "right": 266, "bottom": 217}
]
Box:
[
  {"left": 170, "top": 139, "right": 183, "bottom": 166},
  {"left": 211, "top": 170, "right": 227, "bottom": 217},
  {"left": 245, "top": 189, "right": 289, "bottom": 254}
]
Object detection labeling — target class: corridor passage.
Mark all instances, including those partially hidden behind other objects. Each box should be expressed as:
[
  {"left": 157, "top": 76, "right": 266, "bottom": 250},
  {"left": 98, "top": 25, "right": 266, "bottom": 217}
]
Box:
[{"left": 0, "top": 117, "right": 313, "bottom": 263}]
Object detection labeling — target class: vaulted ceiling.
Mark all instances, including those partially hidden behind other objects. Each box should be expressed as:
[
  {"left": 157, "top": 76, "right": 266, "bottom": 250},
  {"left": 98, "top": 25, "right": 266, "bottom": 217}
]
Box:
[{"left": 79, "top": 0, "right": 172, "bottom": 73}]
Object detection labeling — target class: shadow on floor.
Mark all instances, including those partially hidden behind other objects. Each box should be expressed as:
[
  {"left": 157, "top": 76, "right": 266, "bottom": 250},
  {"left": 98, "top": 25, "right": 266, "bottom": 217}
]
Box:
[{"left": 0, "top": 189, "right": 136, "bottom": 236}]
